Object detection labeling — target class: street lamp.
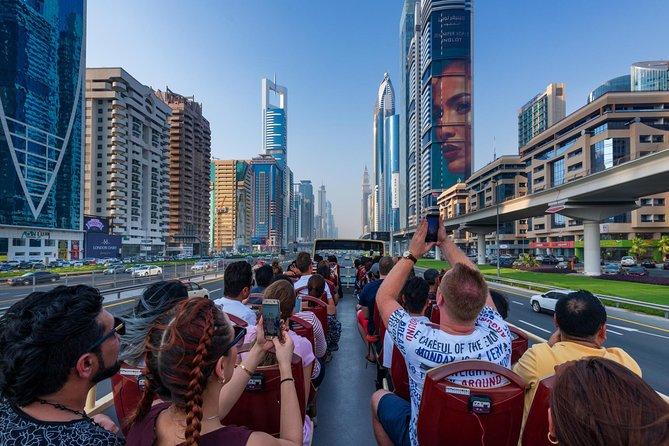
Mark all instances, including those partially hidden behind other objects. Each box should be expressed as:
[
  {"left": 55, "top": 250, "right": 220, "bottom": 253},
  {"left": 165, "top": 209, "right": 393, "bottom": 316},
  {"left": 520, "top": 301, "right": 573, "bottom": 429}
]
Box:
[{"left": 491, "top": 178, "right": 500, "bottom": 277}]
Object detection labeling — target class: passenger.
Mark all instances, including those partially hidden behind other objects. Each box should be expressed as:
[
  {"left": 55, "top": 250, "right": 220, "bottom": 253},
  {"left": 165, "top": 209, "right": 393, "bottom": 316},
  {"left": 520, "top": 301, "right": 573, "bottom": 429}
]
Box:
[
  {"left": 490, "top": 290, "right": 509, "bottom": 320},
  {"left": 317, "top": 260, "right": 339, "bottom": 304},
  {"left": 382, "top": 277, "right": 430, "bottom": 369},
  {"left": 125, "top": 297, "right": 303, "bottom": 446},
  {"left": 246, "top": 265, "right": 273, "bottom": 305},
  {"left": 514, "top": 290, "right": 641, "bottom": 431},
  {"left": 358, "top": 256, "right": 395, "bottom": 337},
  {"left": 271, "top": 260, "right": 283, "bottom": 276},
  {"left": 0, "top": 285, "right": 124, "bottom": 445},
  {"left": 214, "top": 261, "right": 256, "bottom": 326},
  {"left": 422, "top": 268, "right": 440, "bottom": 301},
  {"left": 305, "top": 274, "right": 334, "bottom": 359},
  {"left": 272, "top": 273, "right": 296, "bottom": 285},
  {"left": 327, "top": 255, "right": 343, "bottom": 298},
  {"left": 371, "top": 219, "right": 511, "bottom": 446},
  {"left": 548, "top": 357, "right": 668, "bottom": 446}
]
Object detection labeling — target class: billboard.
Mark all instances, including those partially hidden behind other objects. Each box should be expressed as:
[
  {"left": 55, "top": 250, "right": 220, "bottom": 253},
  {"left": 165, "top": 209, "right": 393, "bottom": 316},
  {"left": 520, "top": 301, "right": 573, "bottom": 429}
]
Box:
[
  {"left": 84, "top": 233, "right": 122, "bottom": 259},
  {"left": 429, "top": 7, "right": 472, "bottom": 188},
  {"left": 84, "top": 215, "right": 110, "bottom": 234}
]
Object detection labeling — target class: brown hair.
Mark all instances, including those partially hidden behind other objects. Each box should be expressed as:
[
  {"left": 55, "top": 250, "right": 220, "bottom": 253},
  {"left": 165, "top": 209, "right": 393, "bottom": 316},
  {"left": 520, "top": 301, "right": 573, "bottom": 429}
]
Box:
[
  {"left": 551, "top": 357, "right": 668, "bottom": 446},
  {"left": 438, "top": 262, "right": 488, "bottom": 322},
  {"left": 316, "top": 260, "right": 331, "bottom": 279},
  {"left": 271, "top": 260, "right": 283, "bottom": 275},
  {"left": 264, "top": 280, "right": 296, "bottom": 320},
  {"left": 128, "top": 298, "right": 234, "bottom": 445},
  {"left": 295, "top": 252, "right": 312, "bottom": 273},
  {"left": 307, "top": 274, "right": 326, "bottom": 298}
]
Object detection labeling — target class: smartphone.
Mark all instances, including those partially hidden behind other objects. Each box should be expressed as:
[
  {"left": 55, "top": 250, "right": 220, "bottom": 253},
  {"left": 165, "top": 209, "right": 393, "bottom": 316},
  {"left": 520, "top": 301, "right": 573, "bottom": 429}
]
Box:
[
  {"left": 294, "top": 295, "right": 302, "bottom": 314},
  {"left": 426, "top": 214, "right": 439, "bottom": 243},
  {"left": 262, "top": 299, "right": 281, "bottom": 339}
]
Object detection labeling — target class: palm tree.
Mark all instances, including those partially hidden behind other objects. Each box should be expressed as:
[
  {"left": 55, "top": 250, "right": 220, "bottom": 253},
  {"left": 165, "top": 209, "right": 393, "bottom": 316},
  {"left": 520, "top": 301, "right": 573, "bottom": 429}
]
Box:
[
  {"left": 628, "top": 237, "right": 649, "bottom": 261},
  {"left": 656, "top": 235, "right": 669, "bottom": 261}
]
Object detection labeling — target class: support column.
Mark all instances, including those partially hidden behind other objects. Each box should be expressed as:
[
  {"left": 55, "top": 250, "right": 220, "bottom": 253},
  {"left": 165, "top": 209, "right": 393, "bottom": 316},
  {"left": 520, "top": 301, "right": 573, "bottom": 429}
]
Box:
[
  {"left": 477, "top": 234, "right": 486, "bottom": 266},
  {"left": 583, "top": 220, "right": 601, "bottom": 276}
]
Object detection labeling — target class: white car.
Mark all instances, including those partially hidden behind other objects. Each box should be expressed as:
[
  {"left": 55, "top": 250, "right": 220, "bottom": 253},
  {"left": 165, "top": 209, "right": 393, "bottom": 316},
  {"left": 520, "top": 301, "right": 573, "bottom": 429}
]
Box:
[
  {"left": 183, "top": 281, "right": 210, "bottom": 299},
  {"left": 530, "top": 289, "right": 576, "bottom": 313},
  {"left": 191, "top": 262, "right": 211, "bottom": 272},
  {"left": 620, "top": 256, "right": 636, "bottom": 267},
  {"left": 132, "top": 265, "right": 163, "bottom": 278}
]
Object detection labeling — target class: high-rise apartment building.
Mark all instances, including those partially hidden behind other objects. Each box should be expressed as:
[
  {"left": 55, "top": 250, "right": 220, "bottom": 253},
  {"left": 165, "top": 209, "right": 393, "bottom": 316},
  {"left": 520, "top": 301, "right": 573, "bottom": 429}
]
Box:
[
  {"left": 155, "top": 88, "right": 211, "bottom": 256},
  {"left": 316, "top": 184, "right": 327, "bottom": 238},
  {"left": 296, "top": 180, "right": 315, "bottom": 242},
  {"left": 401, "top": 0, "right": 473, "bottom": 233},
  {"left": 0, "top": 0, "right": 86, "bottom": 262},
  {"left": 361, "top": 166, "right": 372, "bottom": 235},
  {"left": 84, "top": 68, "right": 171, "bottom": 258},
  {"left": 211, "top": 159, "right": 252, "bottom": 252},
  {"left": 518, "top": 83, "right": 566, "bottom": 148},
  {"left": 631, "top": 61, "right": 669, "bottom": 92},
  {"left": 372, "top": 73, "right": 399, "bottom": 232},
  {"left": 250, "top": 154, "right": 284, "bottom": 248}
]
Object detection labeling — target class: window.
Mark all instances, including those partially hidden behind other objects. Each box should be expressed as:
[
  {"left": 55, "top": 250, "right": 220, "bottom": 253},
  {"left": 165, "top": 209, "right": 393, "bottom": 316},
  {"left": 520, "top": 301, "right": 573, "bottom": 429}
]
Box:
[
  {"left": 567, "top": 148, "right": 582, "bottom": 158},
  {"left": 12, "top": 238, "right": 25, "bottom": 247},
  {"left": 97, "top": 153, "right": 102, "bottom": 159},
  {"left": 44, "top": 239, "right": 55, "bottom": 247},
  {"left": 655, "top": 214, "right": 666, "bottom": 222},
  {"left": 29, "top": 239, "right": 41, "bottom": 247},
  {"left": 97, "top": 162, "right": 102, "bottom": 168},
  {"left": 97, "top": 135, "right": 102, "bottom": 141},
  {"left": 567, "top": 162, "right": 582, "bottom": 172},
  {"left": 639, "top": 135, "right": 651, "bottom": 143},
  {"left": 97, "top": 118, "right": 102, "bottom": 123},
  {"left": 652, "top": 135, "right": 664, "bottom": 143},
  {"left": 655, "top": 198, "right": 665, "bottom": 206},
  {"left": 533, "top": 176, "right": 544, "bottom": 184},
  {"left": 641, "top": 214, "right": 652, "bottom": 223},
  {"left": 96, "top": 198, "right": 102, "bottom": 203},
  {"left": 29, "top": 252, "right": 40, "bottom": 256},
  {"left": 97, "top": 180, "right": 102, "bottom": 186},
  {"left": 533, "top": 165, "right": 544, "bottom": 173},
  {"left": 640, "top": 198, "right": 652, "bottom": 206},
  {"left": 590, "top": 138, "right": 630, "bottom": 173},
  {"left": 96, "top": 207, "right": 102, "bottom": 213},
  {"left": 551, "top": 158, "right": 565, "bottom": 187}
]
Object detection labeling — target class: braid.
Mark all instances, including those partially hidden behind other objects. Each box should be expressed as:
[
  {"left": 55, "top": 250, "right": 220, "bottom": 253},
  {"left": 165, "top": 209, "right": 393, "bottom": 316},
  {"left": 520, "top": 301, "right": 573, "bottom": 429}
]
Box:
[{"left": 183, "top": 307, "right": 216, "bottom": 446}]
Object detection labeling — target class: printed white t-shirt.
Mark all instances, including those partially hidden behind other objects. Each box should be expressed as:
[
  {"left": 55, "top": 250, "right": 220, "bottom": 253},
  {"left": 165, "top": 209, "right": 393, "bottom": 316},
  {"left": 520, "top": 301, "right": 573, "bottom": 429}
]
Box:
[{"left": 387, "top": 305, "right": 512, "bottom": 446}]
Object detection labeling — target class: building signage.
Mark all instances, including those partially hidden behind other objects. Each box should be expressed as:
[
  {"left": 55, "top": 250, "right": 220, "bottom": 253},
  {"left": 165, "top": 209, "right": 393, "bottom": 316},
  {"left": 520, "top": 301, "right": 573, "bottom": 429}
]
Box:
[
  {"left": 21, "top": 230, "right": 50, "bottom": 239},
  {"left": 391, "top": 172, "right": 400, "bottom": 209},
  {"left": 529, "top": 241, "right": 575, "bottom": 249},
  {"left": 84, "top": 215, "right": 110, "bottom": 234},
  {"left": 84, "top": 233, "right": 122, "bottom": 259}
]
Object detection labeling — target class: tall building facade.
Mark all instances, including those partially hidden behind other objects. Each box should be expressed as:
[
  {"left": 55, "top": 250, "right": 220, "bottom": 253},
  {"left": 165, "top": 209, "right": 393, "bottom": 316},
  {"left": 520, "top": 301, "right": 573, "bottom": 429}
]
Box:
[
  {"left": 84, "top": 68, "right": 171, "bottom": 258},
  {"left": 361, "top": 166, "right": 372, "bottom": 235},
  {"left": 250, "top": 154, "right": 283, "bottom": 248},
  {"left": 261, "top": 78, "right": 291, "bottom": 248},
  {"left": 588, "top": 75, "right": 630, "bottom": 103},
  {"left": 211, "top": 159, "right": 252, "bottom": 252},
  {"left": 0, "top": 0, "right": 86, "bottom": 262},
  {"left": 316, "top": 184, "right": 327, "bottom": 238},
  {"left": 155, "top": 88, "right": 211, "bottom": 257},
  {"left": 401, "top": 0, "right": 474, "bottom": 230},
  {"left": 372, "top": 73, "right": 398, "bottom": 232},
  {"left": 296, "top": 180, "right": 314, "bottom": 242},
  {"left": 631, "top": 61, "right": 669, "bottom": 92},
  {"left": 518, "top": 83, "right": 566, "bottom": 148}
]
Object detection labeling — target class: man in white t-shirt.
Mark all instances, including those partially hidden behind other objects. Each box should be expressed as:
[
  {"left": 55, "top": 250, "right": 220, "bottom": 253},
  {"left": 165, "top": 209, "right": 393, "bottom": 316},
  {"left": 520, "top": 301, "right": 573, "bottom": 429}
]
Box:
[
  {"left": 371, "top": 218, "right": 512, "bottom": 446},
  {"left": 213, "top": 261, "right": 256, "bottom": 326},
  {"left": 382, "top": 276, "right": 430, "bottom": 369}
]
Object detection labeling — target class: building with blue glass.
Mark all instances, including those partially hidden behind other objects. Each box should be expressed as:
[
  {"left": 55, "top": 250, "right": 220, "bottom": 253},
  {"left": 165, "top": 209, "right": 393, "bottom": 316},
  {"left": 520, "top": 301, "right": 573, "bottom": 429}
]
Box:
[
  {"left": 587, "top": 75, "right": 630, "bottom": 103},
  {"left": 631, "top": 61, "right": 669, "bottom": 92},
  {"left": 250, "top": 154, "right": 284, "bottom": 249},
  {"left": 0, "top": 0, "right": 85, "bottom": 262}
]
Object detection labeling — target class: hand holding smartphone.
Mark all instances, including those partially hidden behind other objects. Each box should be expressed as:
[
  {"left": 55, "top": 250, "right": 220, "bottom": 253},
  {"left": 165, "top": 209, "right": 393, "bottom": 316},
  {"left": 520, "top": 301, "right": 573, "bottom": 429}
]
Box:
[
  {"left": 262, "top": 299, "right": 282, "bottom": 340},
  {"left": 425, "top": 214, "right": 439, "bottom": 243}
]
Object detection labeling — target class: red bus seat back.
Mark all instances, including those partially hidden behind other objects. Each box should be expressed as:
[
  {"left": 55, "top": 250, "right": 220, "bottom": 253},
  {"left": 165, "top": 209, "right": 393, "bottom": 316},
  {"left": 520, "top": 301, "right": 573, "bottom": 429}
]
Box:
[
  {"left": 509, "top": 326, "right": 529, "bottom": 365},
  {"left": 390, "top": 345, "right": 410, "bottom": 401},
  {"left": 289, "top": 315, "right": 315, "bottom": 352},
  {"left": 225, "top": 312, "right": 248, "bottom": 328},
  {"left": 301, "top": 296, "right": 328, "bottom": 334},
  {"left": 111, "top": 363, "right": 144, "bottom": 434},
  {"left": 430, "top": 304, "right": 440, "bottom": 324},
  {"left": 222, "top": 351, "right": 306, "bottom": 435},
  {"left": 417, "top": 360, "right": 526, "bottom": 446},
  {"left": 521, "top": 375, "right": 556, "bottom": 446}
]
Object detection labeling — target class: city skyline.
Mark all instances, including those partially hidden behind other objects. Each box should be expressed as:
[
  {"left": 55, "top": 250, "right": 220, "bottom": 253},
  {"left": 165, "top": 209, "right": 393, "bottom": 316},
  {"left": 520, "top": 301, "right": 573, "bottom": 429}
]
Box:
[{"left": 84, "top": 1, "right": 667, "bottom": 238}]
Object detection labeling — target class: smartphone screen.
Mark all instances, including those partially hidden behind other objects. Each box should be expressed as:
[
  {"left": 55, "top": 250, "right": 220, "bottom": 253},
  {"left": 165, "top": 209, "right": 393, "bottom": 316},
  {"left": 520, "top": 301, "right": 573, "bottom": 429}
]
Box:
[
  {"left": 426, "top": 214, "right": 439, "bottom": 243},
  {"left": 294, "top": 296, "right": 302, "bottom": 314},
  {"left": 262, "top": 299, "right": 281, "bottom": 338}
]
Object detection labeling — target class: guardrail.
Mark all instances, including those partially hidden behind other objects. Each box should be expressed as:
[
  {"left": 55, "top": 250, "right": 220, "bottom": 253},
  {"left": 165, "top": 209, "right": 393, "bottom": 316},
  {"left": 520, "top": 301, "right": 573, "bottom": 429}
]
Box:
[{"left": 484, "top": 274, "right": 669, "bottom": 318}]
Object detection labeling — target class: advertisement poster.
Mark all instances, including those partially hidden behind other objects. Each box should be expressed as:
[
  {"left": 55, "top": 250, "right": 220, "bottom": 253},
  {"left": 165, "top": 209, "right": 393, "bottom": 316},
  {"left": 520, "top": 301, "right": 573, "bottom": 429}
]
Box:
[
  {"left": 84, "top": 215, "right": 110, "bottom": 234},
  {"left": 84, "top": 233, "right": 121, "bottom": 259},
  {"left": 430, "top": 8, "right": 472, "bottom": 187}
]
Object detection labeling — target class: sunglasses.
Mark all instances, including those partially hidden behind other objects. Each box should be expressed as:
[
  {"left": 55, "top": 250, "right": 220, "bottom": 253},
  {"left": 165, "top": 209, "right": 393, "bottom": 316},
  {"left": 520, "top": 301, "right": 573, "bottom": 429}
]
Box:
[
  {"left": 88, "top": 317, "right": 126, "bottom": 352},
  {"left": 221, "top": 325, "right": 247, "bottom": 356}
]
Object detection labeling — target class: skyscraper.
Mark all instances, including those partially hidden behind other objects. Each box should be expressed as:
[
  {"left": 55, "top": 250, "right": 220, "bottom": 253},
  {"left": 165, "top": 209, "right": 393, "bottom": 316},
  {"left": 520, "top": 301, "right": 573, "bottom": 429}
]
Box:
[
  {"left": 631, "top": 61, "right": 669, "bottom": 92},
  {"left": 361, "top": 166, "right": 371, "bottom": 235},
  {"left": 211, "top": 159, "right": 252, "bottom": 252},
  {"left": 156, "top": 88, "right": 212, "bottom": 257},
  {"left": 0, "top": 0, "right": 86, "bottom": 262},
  {"left": 518, "top": 83, "right": 566, "bottom": 148},
  {"left": 400, "top": 0, "right": 473, "bottom": 230},
  {"left": 316, "top": 184, "right": 327, "bottom": 238},
  {"left": 85, "top": 68, "right": 171, "bottom": 258},
  {"left": 372, "top": 73, "right": 399, "bottom": 232},
  {"left": 250, "top": 154, "right": 284, "bottom": 248},
  {"left": 297, "top": 180, "right": 314, "bottom": 242}
]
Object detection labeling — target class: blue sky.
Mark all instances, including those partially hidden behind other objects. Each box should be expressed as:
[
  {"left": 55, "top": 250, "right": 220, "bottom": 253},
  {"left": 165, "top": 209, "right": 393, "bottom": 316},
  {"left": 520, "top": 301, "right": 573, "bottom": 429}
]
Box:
[{"left": 86, "top": 0, "right": 667, "bottom": 238}]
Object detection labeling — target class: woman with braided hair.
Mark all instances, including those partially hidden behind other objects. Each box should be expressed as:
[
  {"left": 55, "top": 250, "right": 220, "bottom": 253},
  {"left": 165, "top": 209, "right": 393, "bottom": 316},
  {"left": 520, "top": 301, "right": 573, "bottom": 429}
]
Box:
[{"left": 125, "top": 297, "right": 303, "bottom": 446}]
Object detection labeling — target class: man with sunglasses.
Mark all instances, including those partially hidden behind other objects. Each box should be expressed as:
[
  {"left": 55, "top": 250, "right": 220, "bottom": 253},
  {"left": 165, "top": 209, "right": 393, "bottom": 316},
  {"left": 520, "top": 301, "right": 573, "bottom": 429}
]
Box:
[{"left": 0, "top": 285, "right": 125, "bottom": 445}]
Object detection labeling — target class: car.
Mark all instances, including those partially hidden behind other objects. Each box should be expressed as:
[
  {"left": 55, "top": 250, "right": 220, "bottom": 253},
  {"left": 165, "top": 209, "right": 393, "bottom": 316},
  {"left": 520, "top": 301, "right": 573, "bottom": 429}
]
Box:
[
  {"left": 530, "top": 289, "right": 576, "bottom": 313},
  {"left": 626, "top": 266, "right": 647, "bottom": 276},
  {"left": 664, "top": 261, "right": 669, "bottom": 270},
  {"left": 191, "top": 262, "right": 211, "bottom": 272},
  {"left": 555, "top": 256, "right": 565, "bottom": 262},
  {"left": 9, "top": 271, "right": 60, "bottom": 286},
  {"left": 620, "top": 256, "right": 636, "bottom": 267},
  {"left": 131, "top": 265, "right": 163, "bottom": 278},
  {"left": 104, "top": 265, "right": 127, "bottom": 275},
  {"left": 499, "top": 257, "right": 516, "bottom": 267},
  {"left": 541, "top": 255, "right": 559, "bottom": 265},
  {"left": 182, "top": 281, "right": 210, "bottom": 299},
  {"left": 640, "top": 259, "right": 656, "bottom": 268},
  {"left": 125, "top": 264, "right": 147, "bottom": 274},
  {"left": 602, "top": 263, "right": 623, "bottom": 275},
  {"left": 555, "top": 261, "right": 570, "bottom": 269}
]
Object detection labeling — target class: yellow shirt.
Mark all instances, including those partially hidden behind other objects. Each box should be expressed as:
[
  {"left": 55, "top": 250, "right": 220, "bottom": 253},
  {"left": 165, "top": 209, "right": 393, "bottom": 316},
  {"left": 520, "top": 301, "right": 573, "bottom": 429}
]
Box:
[{"left": 513, "top": 341, "right": 641, "bottom": 435}]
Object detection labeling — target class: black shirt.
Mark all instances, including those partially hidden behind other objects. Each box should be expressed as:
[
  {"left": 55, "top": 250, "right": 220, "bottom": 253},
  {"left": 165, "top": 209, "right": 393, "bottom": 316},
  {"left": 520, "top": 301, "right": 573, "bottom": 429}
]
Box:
[
  {"left": 0, "top": 398, "right": 124, "bottom": 446},
  {"left": 358, "top": 279, "right": 384, "bottom": 335}
]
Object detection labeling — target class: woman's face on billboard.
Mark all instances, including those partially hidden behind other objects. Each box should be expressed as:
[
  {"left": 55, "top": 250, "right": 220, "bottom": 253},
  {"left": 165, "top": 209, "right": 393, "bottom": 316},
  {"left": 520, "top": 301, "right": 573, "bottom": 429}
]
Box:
[{"left": 432, "top": 59, "right": 471, "bottom": 174}]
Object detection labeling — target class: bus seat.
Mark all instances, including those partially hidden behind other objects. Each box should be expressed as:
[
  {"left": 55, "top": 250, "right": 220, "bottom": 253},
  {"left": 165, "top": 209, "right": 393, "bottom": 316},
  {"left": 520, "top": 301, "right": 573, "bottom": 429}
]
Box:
[
  {"left": 302, "top": 296, "right": 328, "bottom": 334},
  {"left": 111, "top": 363, "right": 144, "bottom": 434},
  {"left": 295, "top": 286, "right": 309, "bottom": 296},
  {"left": 225, "top": 312, "right": 248, "bottom": 328},
  {"left": 390, "top": 345, "right": 410, "bottom": 401},
  {"left": 430, "top": 304, "right": 440, "bottom": 324},
  {"left": 417, "top": 360, "right": 526, "bottom": 446},
  {"left": 222, "top": 351, "right": 307, "bottom": 435},
  {"left": 521, "top": 375, "right": 556, "bottom": 446},
  {"left": 246, "top": 293, "right": 265, "bottom": 306},
  {"left": 289, "top": 315, "right": 315, "bottom": 353},
  {"left": 509, "top": 326, "right": 529, "bottom": 365}
]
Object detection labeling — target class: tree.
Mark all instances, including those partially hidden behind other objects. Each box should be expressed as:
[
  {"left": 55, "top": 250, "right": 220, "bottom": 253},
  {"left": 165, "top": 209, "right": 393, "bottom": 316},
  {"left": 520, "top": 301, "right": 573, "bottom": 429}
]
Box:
[
  {"left": 657, "top": 235, "right": 669, "bottom": 261},
  {"left": 516, "top": 253, "right": 539, "bottom": 269},
  {"left": 628, "top": 237, "right": 649, "bottom": 260}
]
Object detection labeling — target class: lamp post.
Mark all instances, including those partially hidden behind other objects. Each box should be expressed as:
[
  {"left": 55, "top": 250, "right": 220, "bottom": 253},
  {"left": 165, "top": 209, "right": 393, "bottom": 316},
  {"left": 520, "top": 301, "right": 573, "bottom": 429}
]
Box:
[{"left": 492, "top": 178, "right": 500, "bottom": 277}]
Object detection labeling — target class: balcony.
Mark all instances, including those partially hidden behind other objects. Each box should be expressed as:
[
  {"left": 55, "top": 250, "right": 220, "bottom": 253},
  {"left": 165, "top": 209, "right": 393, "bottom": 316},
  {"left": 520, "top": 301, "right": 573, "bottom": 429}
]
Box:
[
  {"left": 110, "top": 190, "right": 127, "bottom": 199},
  {"left": 110, "top": 154, "right": 127, "bottom": 163},
  {"left": 109, "top": 171, "right": 127, "bottom": 181}
]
